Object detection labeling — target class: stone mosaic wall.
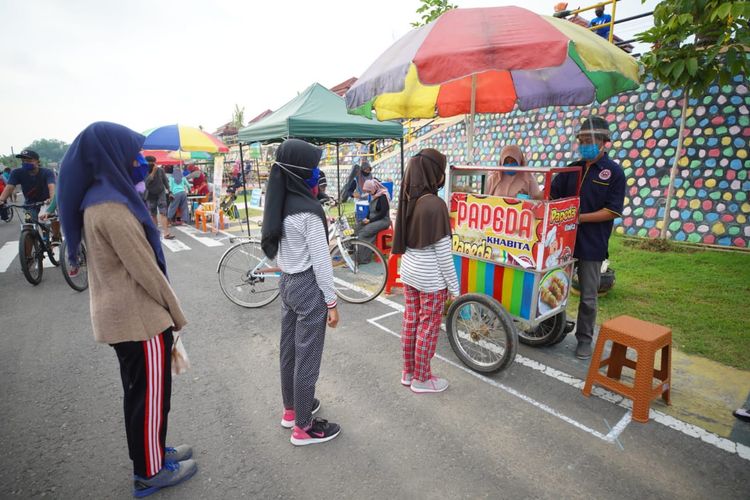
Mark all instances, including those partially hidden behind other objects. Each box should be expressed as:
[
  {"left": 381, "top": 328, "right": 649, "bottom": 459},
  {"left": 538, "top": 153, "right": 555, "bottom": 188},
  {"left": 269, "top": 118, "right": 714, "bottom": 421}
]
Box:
[{"left": 370, "top": 74, "right": 749, "bottom": 249}]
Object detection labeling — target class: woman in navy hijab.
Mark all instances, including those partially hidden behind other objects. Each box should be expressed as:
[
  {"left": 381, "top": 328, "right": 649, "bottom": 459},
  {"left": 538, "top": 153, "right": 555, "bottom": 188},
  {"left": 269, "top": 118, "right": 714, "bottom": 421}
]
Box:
[{"left": 58, "top": 122, "right": 197, "bottom": 497}]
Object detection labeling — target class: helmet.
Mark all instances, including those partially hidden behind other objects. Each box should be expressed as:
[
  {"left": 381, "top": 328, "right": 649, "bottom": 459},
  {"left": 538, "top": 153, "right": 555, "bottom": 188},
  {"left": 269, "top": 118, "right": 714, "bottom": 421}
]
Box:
[{"left": 577, "top": 116, "right": 611, "bottom": 142}]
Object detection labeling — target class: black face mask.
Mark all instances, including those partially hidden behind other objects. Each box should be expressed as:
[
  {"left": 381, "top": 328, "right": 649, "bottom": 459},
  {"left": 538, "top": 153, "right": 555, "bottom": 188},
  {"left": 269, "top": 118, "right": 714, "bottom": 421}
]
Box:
[{"left": 148, "top": 164, "right": 155, "bottom": 173}]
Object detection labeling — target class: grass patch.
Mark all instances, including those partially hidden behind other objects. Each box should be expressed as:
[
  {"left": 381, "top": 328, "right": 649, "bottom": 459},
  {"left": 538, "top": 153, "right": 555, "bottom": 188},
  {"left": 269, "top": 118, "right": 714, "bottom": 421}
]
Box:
[{"left": 567, "top": 235, "right": 750, "bottom": 371}]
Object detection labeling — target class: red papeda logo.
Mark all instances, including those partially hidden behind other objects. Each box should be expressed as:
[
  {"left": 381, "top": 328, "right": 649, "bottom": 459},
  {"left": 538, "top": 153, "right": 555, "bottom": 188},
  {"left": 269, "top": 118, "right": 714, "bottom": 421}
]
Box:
[{"left": 599, "top": 169, "right": 611, "bottom": 180}]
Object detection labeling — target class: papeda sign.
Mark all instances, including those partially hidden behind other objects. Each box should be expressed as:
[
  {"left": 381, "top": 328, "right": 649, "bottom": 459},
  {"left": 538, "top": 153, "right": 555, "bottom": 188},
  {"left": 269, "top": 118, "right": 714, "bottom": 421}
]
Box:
[{"left": 449, "top": 192, "right": 579, "bottom": 272}]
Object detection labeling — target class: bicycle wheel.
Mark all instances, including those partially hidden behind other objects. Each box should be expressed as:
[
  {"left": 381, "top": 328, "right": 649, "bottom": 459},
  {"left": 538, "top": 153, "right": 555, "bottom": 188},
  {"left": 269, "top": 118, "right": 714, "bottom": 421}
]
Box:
[
  {"left": 217, "top": 240, "right": 280, "bottom": 308},
  {"left": 19, "top": 229, "right": 43, "bottom": 285},
  {"left": 61, "top": 240, "right": 89, "bottom": 292},
  {"left": 518, "top": 310, "right": 567, "bottom": 346},
  {"left": 46, "top": 238, "right": 60, "bottom": 267},
  {"left": 446, "top": 294, "right": 518, "bottom": 373},
  {"left": 330, "top": 239, "right": 387, "bottom": 304}
]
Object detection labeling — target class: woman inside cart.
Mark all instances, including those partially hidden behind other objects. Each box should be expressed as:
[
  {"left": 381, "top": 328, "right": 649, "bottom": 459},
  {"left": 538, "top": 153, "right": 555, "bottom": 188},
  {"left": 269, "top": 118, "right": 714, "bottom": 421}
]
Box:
[{"left": 485, "top": 145, "right": 543, "bottom": 200}]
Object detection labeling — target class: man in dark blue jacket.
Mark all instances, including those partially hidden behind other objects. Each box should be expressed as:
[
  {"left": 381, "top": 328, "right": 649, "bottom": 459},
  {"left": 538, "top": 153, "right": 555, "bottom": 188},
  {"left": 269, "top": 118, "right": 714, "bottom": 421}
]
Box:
[{"left": 551, "top": 116, "right": 626, "bottom": 359}]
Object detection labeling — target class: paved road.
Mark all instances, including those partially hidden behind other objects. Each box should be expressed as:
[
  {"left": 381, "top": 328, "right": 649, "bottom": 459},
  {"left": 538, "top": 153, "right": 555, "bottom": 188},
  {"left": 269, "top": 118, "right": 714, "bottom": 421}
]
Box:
[{"left": 0, "top": 219, "right": 748, "bottom": 499}]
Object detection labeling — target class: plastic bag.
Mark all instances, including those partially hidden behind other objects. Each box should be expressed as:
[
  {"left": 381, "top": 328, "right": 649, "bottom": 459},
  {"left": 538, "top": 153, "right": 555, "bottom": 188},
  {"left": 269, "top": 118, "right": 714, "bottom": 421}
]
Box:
[{"left": 171, "top": 333, "right": 191, "bottom": 375}]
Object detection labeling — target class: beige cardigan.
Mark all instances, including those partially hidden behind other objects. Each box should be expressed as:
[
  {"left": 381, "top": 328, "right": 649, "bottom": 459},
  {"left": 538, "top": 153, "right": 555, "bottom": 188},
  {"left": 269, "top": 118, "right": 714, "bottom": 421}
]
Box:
[{"left": 84, "top": 202, "right": 187, "bottom": 344}]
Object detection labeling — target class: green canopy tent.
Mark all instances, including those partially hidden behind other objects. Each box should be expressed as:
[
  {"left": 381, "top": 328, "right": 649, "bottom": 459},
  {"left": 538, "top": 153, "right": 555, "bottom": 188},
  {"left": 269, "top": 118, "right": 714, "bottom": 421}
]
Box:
[{"left": 237, "top": 83, "right": 404, "bottom": 233}]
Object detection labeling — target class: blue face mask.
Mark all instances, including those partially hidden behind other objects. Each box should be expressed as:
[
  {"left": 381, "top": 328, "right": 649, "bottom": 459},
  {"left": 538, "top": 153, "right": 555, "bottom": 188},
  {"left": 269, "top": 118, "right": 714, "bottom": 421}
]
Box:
[
  {"left": 580, "top": 144, "right": 600, "bottom": 161},
  {"left": 129, "top": 154, "right": 150, "bottom": 185},
  {"left": 22, "top": 162, "right": 35, "bottom": 171},
  {"left": 503, "top": 161, "right": 519, "bottom": 176},
  {"left": 304, "top": 167, "right": 321, "bottom": 190}
]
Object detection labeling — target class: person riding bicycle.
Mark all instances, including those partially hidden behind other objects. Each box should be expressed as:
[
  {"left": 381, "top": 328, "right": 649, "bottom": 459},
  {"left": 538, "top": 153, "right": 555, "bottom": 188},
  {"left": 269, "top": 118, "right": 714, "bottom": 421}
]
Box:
[{"left": 0, "top": 149, "right": 61, "bottom": 241}]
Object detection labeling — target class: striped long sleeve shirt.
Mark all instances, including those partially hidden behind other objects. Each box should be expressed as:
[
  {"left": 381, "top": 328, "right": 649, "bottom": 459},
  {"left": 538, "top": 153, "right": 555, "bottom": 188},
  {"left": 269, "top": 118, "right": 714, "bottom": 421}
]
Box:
[
  {"left": 400, "top": 235, "right": 460, "bottom": 296},
  {"left": 277, "top": 212, "right": 337, "bottom": 308}
]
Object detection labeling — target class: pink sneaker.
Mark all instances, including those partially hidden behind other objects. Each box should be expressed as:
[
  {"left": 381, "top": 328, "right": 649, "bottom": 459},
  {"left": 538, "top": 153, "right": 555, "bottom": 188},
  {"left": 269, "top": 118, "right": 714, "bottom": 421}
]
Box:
[
  {"left": 410, "top": 376, "right": 449, "bottom": 393},
  {"left": 401, "top": 371, "right": 413, "bottom": 386},
  {"left": 280, "top": 398, "right": 320, "bottom": 429},
  {"left": 290, "top": 418, "right": 340, "bottom": 446}
]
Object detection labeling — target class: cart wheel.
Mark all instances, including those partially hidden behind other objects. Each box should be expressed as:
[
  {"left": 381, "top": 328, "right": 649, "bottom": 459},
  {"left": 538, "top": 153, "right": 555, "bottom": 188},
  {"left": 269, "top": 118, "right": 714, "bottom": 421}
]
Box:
[
  {"left": 519, "top": 310, "right": 567, "bottom": 346},
  {"left": 446, "top": 294, "right": 518, "bottom": 373}
]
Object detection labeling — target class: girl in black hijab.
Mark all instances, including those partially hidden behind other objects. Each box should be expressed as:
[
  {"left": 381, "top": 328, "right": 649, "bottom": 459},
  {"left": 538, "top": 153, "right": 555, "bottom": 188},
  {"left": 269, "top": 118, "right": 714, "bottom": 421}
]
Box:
[
  {"left": 393, "top": 148, "right": 459, "bottom": 394},
  {"left": 261, "top": 139, "right": 341, "bottom": 446}
]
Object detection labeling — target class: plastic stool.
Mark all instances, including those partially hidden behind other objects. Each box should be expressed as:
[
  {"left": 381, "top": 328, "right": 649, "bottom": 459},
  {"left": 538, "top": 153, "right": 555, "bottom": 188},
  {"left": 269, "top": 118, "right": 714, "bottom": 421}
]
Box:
[
  {"left": 385, "top": 253, "right": 403, "bottom": 295},
  {"left": 375, "top": 226, "right": 394, "bottom": 255},
  {"left": 582, "top": 315, "right": 672, "bottom": 423}
]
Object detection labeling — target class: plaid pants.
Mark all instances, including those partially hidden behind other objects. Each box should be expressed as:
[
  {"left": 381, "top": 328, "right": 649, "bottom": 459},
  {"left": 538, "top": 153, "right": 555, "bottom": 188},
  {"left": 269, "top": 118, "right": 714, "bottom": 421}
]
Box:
[{"left": 401, "top": 284, "right": 448, "bottom": 382}]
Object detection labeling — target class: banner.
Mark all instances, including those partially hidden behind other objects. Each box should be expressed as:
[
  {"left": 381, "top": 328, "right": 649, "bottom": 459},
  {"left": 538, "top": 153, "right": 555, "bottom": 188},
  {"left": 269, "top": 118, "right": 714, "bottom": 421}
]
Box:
[
  {"left": 450, "top": 193, "right": 544, "bottom": 270},
  {"left": 212, "top": 156, "right": 223, "bottom": 232},
  {"left": 541, "top": 198, "right": 580, "bottom": 269}
]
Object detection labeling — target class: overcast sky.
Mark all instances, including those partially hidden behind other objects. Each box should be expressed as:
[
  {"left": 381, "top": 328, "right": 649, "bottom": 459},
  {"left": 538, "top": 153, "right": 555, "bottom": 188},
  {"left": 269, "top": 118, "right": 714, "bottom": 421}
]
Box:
[{"left": 0, "top": 0, "right": 659, "bottom": 153}]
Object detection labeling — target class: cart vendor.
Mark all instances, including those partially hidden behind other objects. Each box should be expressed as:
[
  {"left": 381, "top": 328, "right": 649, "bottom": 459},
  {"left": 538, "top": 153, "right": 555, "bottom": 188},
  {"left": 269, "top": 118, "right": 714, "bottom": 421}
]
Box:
[
  {"left": 550, "top": 116, "right": 625, "bottom": 360},
  {"left": 485, "top": 145, "right": 543, "bottom": 200}
]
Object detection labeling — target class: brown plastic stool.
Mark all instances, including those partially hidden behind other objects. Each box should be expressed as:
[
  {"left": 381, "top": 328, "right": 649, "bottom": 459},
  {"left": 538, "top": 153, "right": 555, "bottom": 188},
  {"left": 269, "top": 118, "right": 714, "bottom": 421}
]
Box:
[{"left": 582, "top": 315, "right": 672, "bottom": 423}]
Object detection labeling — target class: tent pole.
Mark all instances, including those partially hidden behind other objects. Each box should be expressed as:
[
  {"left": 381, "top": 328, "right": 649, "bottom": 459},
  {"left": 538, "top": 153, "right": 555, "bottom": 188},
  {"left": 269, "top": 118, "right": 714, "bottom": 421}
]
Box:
[
  {"left": 467, "top": 74, "right": 477, "bottom": 163},
  {"left": 399, "top": 137, "right": 405, "bottom": 182},
  {"left": 336, "top": 140, "right": 341, "bottom": 218},
  {"left": 238, "top": 142, "right": 251, "bottom": 237}
]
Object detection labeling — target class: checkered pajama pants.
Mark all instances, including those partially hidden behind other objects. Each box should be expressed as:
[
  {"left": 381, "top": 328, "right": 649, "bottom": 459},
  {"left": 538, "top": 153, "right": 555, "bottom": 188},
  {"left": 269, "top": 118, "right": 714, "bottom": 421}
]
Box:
[
  {"left": 401, "top": 284, "right": 448, "bottom": 383},
  {"left": 279, "top": 268, "right": 328, "bottom": 428}
]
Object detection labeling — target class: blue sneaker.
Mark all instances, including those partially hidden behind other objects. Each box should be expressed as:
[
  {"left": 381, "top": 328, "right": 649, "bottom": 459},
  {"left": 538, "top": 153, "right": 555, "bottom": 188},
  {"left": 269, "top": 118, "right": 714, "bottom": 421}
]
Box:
[
  {"left": 133, "top": 459, "right": 197, "bottom": 498},
  {"left": 165, "top": 444, "right": 192, "bottom": 463}
]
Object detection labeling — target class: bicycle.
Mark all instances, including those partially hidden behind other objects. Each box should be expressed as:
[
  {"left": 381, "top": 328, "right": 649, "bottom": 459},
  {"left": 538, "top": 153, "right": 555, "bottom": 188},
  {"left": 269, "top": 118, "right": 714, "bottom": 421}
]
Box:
[
  {"left": 60, "top": 240, "right": 89, "bottom": 292},
  {"left": 5, "top": 202, "right": 61, "bottom": 285},
  {"left": 217, "top": 204, "right": 388, "bottom": 308}
]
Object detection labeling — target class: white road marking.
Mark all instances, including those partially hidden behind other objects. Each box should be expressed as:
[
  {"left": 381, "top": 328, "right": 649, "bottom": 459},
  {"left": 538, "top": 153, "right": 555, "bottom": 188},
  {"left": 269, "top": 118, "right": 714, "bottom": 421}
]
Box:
[
  {"left": 0, "top": 242, "right": 16, "bottom": 272},
  {"left": 174, "top": 225, "right": 224, "bottom": 247},
  {"left": 367, "top": 301, "right": 750, "bottom": 462},
  {"left": 366, "top": 317, "right": 616, "bottom": 443},
  {"left": 162, "top": 238, "right": 191, "bottom": 252}
]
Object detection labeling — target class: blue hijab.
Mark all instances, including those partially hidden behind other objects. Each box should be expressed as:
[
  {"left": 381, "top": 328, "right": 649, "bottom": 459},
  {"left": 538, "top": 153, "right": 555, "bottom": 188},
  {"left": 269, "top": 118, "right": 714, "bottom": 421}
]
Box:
[{"left": 58, "top": 122, "right": 167, "bottom": 275}]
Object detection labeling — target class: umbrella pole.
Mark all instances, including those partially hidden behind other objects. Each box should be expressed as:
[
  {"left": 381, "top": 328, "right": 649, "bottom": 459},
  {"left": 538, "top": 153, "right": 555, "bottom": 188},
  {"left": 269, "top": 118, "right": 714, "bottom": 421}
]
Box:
[
  {"left": 239, "top": 142, "right": 251, "bottom": 237},
  {"left": 336, "top": 140, "right": 341, "bottom": 218},
  {"left": 466, "top": 74, "right": 477, "bottom": 163}
]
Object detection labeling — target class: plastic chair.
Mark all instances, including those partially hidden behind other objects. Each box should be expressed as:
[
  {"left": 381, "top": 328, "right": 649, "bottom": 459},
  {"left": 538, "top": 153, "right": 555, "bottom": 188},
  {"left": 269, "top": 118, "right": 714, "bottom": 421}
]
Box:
[
  {"left": 385, "top": 254, "right": 403, "bottom": 295},
  {"left": 375, "top": 226, "right": 394, "bottom": 256},
  {"left": 195, "top": 202, "right": 224, "bottom": 232},
  {"left": 582, "top": 315, "right": 672, "bottom": 423}
]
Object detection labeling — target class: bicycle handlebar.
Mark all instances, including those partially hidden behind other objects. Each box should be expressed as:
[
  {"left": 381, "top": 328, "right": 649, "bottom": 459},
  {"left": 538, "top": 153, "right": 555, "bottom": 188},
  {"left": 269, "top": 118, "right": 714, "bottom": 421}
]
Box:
[{"left": 4, "top": 201, "right": 47, "bottom": 209}]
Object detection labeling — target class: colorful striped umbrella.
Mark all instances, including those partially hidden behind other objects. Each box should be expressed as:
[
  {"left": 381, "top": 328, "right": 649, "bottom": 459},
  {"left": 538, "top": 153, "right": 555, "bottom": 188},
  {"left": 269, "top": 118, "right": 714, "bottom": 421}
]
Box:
[
  {"left": 142, "top": 124, "right": 228, "bottom": 153},
  {"left": 345, "top": 6, "right": 641, "bottom": 121},
  {"left": 141, "top": 150, "right": 213, "bottom": 166}
]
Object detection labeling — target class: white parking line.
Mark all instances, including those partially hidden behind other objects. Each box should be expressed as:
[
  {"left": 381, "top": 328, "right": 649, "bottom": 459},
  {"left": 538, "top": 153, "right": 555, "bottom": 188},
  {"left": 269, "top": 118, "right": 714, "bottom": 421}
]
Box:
[
  {"left": 0, "top": 242, "right": 16, "bottom": 272},
  {"left": 365, "top": 301, "right": 750, "bottom": 461},
  {"left": 174, "top": 225, "right": 224, "bottom": 247},
  {"left": 366, "top": 316, "right": 623, "bottom": 444},
  {"left": 162, "top": 238, "right": 191, "bottom": 252}
]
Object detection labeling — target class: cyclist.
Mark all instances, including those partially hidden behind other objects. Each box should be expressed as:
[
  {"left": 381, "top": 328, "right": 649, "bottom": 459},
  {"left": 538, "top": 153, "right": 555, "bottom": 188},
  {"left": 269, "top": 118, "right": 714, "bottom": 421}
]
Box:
[{"left": 0, "top": 149, "right": 61, "bottom": 241}]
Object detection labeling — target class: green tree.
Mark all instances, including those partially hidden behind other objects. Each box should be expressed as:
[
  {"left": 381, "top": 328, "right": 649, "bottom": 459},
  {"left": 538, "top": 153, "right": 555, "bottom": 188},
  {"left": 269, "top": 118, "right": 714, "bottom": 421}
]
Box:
[
  {"left": 0, "top": 154, "right": 20, "bottom": 169},
  {"left": 636, "top": 0, "right": 750, "bottom": 238},
  {"left": 232, "top": 104, "right": 245, "bottom": 128},
  {"left": 24, "top": 138, "right": 70, "bottom": 165},
  {"left": 412, "top": 0, "right": 457, "bottom": 27}
]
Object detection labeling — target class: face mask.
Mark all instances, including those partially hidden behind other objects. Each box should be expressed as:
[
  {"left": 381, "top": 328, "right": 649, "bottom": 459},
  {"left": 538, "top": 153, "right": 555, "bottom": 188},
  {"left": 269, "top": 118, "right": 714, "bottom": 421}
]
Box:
[
  {"left": 305, "top": 167, "right": 321, "bottom": 190},
  {"left": 130, "top": 154, "right": 150, "bottom": 185},
  {"left": 276, "top": 161, "right": 320, "bottom": 193},
  {"left": 580, "top": 144, "right": 600, "bottom": 161},
  {"left": 503, "top": 161, "right": 519, "bottom": 176},
  {"left": 22, "top": 162, "right": 35, "bottom": 171}
]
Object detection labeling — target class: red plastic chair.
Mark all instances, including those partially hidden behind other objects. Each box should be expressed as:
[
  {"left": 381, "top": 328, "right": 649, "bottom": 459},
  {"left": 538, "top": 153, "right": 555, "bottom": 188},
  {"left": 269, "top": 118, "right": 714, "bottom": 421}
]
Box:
[{"left": 375, "top": 226, "right": 394, "bottom": 256}]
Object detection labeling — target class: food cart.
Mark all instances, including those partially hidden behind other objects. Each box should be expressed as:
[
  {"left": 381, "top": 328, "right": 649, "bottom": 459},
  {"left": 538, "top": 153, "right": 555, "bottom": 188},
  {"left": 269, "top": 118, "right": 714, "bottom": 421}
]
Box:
[{"left": 444, "top": 165, "right": 582, "bottom": 373}]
